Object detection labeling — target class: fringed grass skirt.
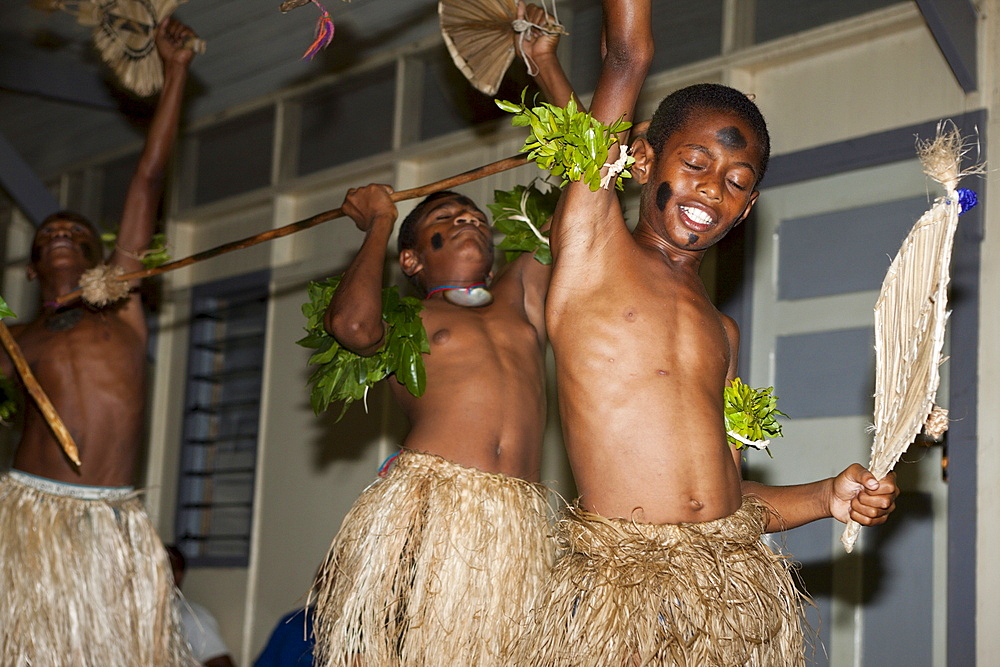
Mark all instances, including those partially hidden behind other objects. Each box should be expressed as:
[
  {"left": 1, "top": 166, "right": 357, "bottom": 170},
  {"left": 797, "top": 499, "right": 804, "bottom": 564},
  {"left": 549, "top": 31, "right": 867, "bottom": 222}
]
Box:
[
  {"left": 0, "top": 471, "right": 195, "bottom": 667},
  {"left": 311, "top": 449, "right": 554, "bottom": 666},
  {"left": 513, "top": 496, "right": 807, "bottom": 667}
]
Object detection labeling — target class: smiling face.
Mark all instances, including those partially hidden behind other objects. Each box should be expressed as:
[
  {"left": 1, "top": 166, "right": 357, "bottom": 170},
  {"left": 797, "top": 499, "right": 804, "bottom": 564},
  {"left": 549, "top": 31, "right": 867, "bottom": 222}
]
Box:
[
  {"left": 398, "top": 193, "right": 494, "bottom": 293},
  {"left": 635, "top": 109, "right": 763, "bottom": 253},
  {"left": 28, "top": 214, "right": 103, "bottom": 280}
]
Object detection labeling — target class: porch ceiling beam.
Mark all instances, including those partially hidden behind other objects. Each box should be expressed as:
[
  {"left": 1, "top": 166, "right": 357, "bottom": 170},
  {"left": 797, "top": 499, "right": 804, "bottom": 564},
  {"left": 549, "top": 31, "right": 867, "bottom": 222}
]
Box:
[
  {"left": 0, "top": 133, "right": 60, "bottom": 226},
  {"left": 0, "top": 51, "right": 118, "bottom": 110},
  {"left": 915, "top": 0, "right": 978, "bottom": 93}
]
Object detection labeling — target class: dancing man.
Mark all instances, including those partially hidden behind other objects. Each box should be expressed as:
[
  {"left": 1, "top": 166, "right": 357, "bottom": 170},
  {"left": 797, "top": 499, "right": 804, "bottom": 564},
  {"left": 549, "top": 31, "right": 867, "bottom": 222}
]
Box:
[
  {"left": 514, "top": 1, "right": 898, "bottom": 664},
  {"left": 0, "top": 19, "right": 199, "bottom": 666}
]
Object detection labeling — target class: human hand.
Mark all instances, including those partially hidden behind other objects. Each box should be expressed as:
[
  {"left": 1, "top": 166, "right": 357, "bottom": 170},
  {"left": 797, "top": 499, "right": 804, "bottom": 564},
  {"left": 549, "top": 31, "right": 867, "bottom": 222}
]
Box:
[
  {"left": 155, "top": 17, "right": 197, "bottom": 69},
  {"left": 341, "top": 184, "right": 397, "bottom": 233},
  {"left": 516, "top": 2, "right": 561, "bottom": 65},
  {"left": 830, "top": 464, "right": 898, "bottom": 525}
]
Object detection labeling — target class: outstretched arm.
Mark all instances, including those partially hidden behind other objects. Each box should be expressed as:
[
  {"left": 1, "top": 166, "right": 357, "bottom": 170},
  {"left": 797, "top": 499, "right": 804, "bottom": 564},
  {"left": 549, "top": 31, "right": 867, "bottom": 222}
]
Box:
[
  {"left": 725, "top": 324, "right": 899, "bottom": 532},
  {"left": 113, "top": 18, "right": 196, "bottom": 273},
  {"left": 742, "top": 468, "right": 899, "bottom": 533},
  {"left": 323, "top": 184, "right": 397, "bottom": 356},
  {"left": 548, "top": 0, "right": 652, "bottom": 265},
  {"left": 517, "top": 2, "right": 579, "bottom": 109}
]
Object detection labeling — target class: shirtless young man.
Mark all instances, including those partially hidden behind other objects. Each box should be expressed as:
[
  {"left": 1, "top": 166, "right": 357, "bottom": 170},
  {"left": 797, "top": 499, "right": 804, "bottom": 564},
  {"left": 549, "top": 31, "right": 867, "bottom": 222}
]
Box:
[
  {"left": 0, "top": 19, "right": 198, "bottom": 666},
  {"left": 514, "top": 2, "right": 899, "bottom": 665},
  {"left": 310, "top": 184, "right": 554, "bottom": 666}
]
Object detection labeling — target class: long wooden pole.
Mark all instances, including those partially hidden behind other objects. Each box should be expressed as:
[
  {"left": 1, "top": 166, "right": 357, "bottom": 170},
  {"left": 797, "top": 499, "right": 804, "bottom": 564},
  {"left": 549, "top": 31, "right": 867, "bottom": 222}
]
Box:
[
  {"left": 54, "top": 154, "right": 530, "bottom": 307},
  {"left": 0, "top": 321, "right": 81, "bottom": 467}
]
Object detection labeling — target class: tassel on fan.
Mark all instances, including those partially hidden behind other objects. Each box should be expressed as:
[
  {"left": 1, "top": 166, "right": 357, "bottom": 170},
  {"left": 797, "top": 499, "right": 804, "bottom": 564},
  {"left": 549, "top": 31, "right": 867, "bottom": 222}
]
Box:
[
  {"left": 31, "top": 0, "right": 205, "bottom": 97},
  {"left": 439, "top": 0, "right": 566, "bottom": 96}
]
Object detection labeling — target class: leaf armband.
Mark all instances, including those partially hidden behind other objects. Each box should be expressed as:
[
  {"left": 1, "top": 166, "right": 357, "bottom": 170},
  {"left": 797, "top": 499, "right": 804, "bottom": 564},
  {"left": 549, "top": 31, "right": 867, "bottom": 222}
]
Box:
[
  {"left": 101, "top": 231, "right": 171, "bottom": 268},
  {"left": 488, "top": 181, "right": 561, "bottom": 265},
  {"left": 497, "top": 93, "right": 634, "bottom": 192},
  {"left": 723, "top": 378, "right": 788, "bottom": 455},
  {"left": 297, "top": 276, "right": 430, "bottom": 420}
]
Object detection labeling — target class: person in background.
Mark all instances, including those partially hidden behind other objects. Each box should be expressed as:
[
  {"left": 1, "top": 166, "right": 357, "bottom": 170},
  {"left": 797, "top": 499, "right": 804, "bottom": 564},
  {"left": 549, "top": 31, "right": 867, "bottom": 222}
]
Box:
[{"left": 169, "top": 545, "right": 238, "bottom": 667}]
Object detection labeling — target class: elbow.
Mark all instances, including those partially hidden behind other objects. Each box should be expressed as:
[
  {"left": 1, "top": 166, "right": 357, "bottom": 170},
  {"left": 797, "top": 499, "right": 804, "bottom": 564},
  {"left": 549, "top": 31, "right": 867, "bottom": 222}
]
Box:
[
  {"left": 603, "top": 35, "right": 653, "bottom": 72},
  {"left": 324, "top": 310, "right": 383, "bottom": 354}
]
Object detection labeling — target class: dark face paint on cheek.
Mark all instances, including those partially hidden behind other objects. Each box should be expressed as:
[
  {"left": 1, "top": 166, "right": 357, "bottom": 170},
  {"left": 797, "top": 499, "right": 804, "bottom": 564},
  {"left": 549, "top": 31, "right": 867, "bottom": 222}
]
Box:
[
  {"left": 430, "top": 233, "right": 444, "bottom": 250},
  {"left": 686, "top": 234, "right": 699, "bottom": 246},
  {"left": 716, "top": 126, "right": 747, "bottom": 150},
  {"left": 656, "top": 182, "right": 672, "bottom": 212}
]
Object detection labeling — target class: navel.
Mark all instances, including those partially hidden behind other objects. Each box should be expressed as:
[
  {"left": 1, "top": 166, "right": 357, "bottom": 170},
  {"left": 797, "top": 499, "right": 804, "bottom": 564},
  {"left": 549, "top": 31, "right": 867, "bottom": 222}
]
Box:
[{"left": 689, "top": 497, "right": 704, "bottom": 511}]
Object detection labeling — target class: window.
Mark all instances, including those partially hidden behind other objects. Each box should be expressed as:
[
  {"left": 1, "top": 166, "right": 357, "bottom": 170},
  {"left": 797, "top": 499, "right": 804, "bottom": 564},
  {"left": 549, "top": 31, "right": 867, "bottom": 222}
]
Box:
[
  {"left": 297, "top": 65, "right": 396, "bottom": 176},
  {"left": 192, "top": 107, "right": 274, "bottom": 206},
  {"left": 175, "top": 271, "right": 269, "bottom": 567}
]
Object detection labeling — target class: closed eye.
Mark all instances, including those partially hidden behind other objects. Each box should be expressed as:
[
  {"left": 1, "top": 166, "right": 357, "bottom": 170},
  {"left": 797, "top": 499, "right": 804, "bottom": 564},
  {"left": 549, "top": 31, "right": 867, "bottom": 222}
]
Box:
[{"left": 728, "top": 179, "right": 747, "bottom": 191}]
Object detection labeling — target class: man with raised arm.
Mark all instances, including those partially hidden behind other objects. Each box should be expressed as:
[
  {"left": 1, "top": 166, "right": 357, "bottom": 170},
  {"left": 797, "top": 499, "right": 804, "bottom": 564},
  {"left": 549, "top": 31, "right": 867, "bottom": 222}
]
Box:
[
  {"left": 0, "top": 18, "right": 198, "bottom": 666},
  {"left": 513, "top": 1, "right": 899, "bottom": 665},
  {"left": 310, "top": 183, "right": 553, "bottom": 666}
]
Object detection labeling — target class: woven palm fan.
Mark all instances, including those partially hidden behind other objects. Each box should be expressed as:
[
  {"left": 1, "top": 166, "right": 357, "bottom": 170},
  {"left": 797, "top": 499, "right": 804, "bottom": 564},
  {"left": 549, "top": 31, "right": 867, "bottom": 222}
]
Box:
[
  {"left": 439, "top": 0, "right": 566, "bottom": 96},
  {"left": 31, "top": 0, "right": 205, "bottom": 97},
  {"left": 841, "top": 124, "right": 980, "bottom": 552}
]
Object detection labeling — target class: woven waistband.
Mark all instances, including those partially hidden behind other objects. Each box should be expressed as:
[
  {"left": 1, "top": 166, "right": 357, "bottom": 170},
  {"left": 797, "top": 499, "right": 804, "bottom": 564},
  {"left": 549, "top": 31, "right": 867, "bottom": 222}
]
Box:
[{"left": 7, "top": 470, "right": 135, "bottom": 501}]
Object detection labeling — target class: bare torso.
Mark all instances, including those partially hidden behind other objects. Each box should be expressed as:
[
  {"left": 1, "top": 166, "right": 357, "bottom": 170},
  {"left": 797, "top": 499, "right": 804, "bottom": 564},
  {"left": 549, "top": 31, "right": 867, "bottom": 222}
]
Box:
[
  {"left": 547, "top": 211, "right": 742, "bottom": 523},
  {"left": 4, "top": 302, "right": 146, "bottom": 487},
  {"left": 391, "top": 274, "right": 546, "bottom": 482}
]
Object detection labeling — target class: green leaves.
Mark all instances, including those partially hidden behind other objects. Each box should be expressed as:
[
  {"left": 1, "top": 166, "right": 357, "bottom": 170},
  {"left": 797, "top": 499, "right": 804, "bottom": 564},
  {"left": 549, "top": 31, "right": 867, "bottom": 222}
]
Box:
[
  {"left": 296, "top": 275, "right": 430, "bottom": 419},
  {"left": 488, "top": 181, "right": 560, "bottom": 264},
  {"left": 0, "top": 295, "right": 14, "bottom": 320},
  {"left": 102, "top": 231, "right": 171, "bottom": 268},
  {"left": 497, "top": 91, "right": 634, "bottom": 191},
  {"left": 723, "top": 378, "right": 788, "bottom": 456},
  {"left": 0, "top": 372, "right": 17, "bottom": 424}
]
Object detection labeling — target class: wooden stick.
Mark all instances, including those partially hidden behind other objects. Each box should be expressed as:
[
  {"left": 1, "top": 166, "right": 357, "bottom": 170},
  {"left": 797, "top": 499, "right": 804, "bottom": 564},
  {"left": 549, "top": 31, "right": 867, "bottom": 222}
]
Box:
[
  {"left": 54, "top": 154, "right": 530, "bottom": 307},
  {"left": 0, "top": 321, "right": 81, "bottom": 467}
]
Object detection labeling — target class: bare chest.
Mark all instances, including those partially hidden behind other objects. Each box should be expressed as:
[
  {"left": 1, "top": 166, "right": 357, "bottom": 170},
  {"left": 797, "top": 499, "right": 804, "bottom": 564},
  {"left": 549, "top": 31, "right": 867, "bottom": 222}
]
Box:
[
  {"left": 420, "top": 304, "right": 542, "bottom": 371},
  {"left": 17, "top": 312, "right": 144, "bottom": 375}
]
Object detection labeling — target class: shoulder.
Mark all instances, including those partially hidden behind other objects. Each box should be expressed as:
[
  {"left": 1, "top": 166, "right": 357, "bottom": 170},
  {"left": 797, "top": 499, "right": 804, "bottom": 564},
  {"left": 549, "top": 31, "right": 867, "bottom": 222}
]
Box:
[{"left": 720, "top": 312, "right": 740, "bottom": 341}]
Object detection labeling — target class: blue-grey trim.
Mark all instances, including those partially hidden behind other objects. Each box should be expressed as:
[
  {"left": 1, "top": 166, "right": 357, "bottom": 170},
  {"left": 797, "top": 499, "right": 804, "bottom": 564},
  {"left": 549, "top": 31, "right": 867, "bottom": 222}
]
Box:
[
  {"left": 914, "top": 0, "right": 979, "bottom": 94},
  {"left": 0, "top": 50, "right": 119, "bottom": 110},
  {"left": 0, "top": 132, "right": 60, "bottom": 226},
  {"left": 755, "top": 109, "right": 983, "bottom": 664}
]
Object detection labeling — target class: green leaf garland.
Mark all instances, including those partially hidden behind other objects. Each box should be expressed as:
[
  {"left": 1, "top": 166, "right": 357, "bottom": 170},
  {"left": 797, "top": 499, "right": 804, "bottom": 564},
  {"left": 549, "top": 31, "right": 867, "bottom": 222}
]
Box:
[
  {"left": 0, "top": 295, "right": 17, "bottom": 422},
  {"left": 497, "top": 92, "right": 634, "bottom": 192},
  {"left": 297, "top": 275, "right": 430, "bottom": 420},
  {"left": 488, "top": 181, "right": 561, "bottom": 265},
  {"left": 101, "top": 231, "right": 171, "bottom": 269},
  {"left": 723, "top": 377, "right": 788, "bottom": 456}
]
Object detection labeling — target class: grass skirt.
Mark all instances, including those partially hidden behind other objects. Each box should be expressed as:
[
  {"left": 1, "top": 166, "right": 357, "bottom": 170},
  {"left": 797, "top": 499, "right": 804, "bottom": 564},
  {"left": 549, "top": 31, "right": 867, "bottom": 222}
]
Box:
[
  {"left": 311, "top": 449, "right": 554, "bottom": 666},
  {"left": 0, "top": 471, "right": 195, "bottom": 666},
  {"left": 512, "top": 496, "right": 807, "bottom": 667}
]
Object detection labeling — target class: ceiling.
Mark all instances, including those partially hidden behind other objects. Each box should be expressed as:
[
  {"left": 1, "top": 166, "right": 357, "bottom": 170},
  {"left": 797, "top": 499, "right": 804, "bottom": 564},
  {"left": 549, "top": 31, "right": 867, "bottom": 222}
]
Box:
[{"left": 0, "top": 0, "right": 444, "bottom": 180}]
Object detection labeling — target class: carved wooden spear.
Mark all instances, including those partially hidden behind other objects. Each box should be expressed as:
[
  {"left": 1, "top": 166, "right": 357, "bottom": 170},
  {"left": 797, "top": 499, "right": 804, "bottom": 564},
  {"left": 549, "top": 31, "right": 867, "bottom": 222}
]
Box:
[
  {"left": 0, "top": 321, "right": 81, "bottom": 467},
  {"left": 55, "top": 154, "right": 530, "bottom": 307}
]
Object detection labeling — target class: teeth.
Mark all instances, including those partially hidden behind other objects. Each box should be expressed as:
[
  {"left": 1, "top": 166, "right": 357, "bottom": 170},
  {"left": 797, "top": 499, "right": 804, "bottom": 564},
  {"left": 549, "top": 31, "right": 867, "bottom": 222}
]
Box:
[{"left": 680, "top": 205, "right": 712, "bottom": 226}]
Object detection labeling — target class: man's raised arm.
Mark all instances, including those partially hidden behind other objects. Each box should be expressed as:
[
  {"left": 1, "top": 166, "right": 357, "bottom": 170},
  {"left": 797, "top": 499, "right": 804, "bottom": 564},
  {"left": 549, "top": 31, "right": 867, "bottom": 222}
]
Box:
[
  {"left": 548, "top": 0, "right": 652, "bottom": 261},
  {"left": 112, "top": 18, "right": 197, "bottom": 273},
  {"left": 323, "top": 185, "right": 396, "bottom": 356}
]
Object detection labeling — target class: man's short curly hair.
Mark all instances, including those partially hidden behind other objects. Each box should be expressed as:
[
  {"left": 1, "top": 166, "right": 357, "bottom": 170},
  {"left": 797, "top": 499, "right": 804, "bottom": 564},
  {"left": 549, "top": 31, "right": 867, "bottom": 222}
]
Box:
[{"left": 645, "top": 83, "right": 770, "bottom": 182}]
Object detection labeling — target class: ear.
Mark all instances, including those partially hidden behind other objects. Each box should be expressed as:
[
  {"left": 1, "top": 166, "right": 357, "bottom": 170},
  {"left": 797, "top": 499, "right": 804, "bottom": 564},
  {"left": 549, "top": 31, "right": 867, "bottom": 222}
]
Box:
[
  {"left": 26, "top": 264, "right": 37, "bottom": 281},
  {"left": 734, "top": 190, "right": 760, "bottom": 227},
  {"left": 630, "top": 137, "right": 656, "bottom": 185},
  {"left": 399, "top": 249, "right": 423, "bottom": 278}
]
